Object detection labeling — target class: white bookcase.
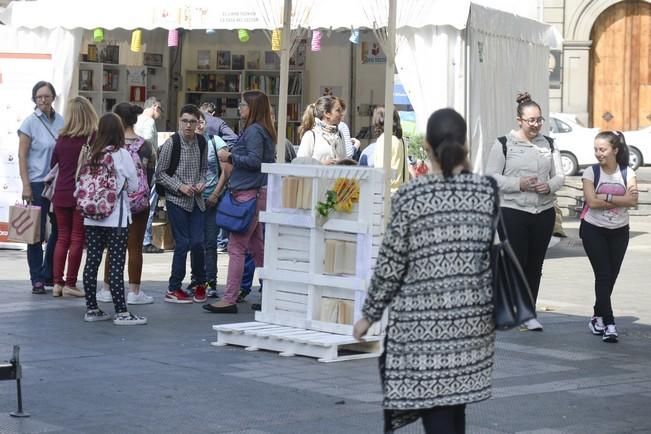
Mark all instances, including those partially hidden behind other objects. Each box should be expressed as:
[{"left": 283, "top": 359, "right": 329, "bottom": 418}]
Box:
[
  {"left": 213, "top": 164, "right": 387, "bottom": 362},
  {"left": 78, "top": 62, "right": 128, "bottom": 115}
]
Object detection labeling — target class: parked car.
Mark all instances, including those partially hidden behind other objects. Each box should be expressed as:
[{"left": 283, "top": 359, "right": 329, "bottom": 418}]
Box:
[
  {"left": 548, "top": 112, "right": 599, "bottom": 176},
  {"left": 622, "top": 126, "right": 651, "bottom": 171}
]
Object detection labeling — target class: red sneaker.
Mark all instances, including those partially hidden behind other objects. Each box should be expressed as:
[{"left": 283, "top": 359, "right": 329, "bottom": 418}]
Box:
[
  {"left": 193, "top": 284, "right": 207, "bottom": 303},
  {"left": 165, "top": 289, "right": 193, "bottom": 304}
]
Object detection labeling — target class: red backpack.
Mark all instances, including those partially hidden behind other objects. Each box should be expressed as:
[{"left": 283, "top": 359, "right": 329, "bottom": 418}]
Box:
[
  {"left": 75, "top": 146, "right": 120, "bottom": 220},
  {"left": 125, "top": 137, "right": 150, "bottom": 213}
]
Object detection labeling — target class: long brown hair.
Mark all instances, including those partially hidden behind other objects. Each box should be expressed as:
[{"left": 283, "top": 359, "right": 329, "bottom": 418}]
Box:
[
  {"left": 298, "top": 95, "right": 339, "bottom": 139},
  {"left": 242, "top": 90, "right": 276, "bottom": 143},
  {"left": 89, "top": 113, "right": 125, "bottom": 164}
]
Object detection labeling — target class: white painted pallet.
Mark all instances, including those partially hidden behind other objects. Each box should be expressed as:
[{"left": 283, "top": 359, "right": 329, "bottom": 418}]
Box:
[{"left": 212, "top": 322, "right": 383, "bottom": 363}]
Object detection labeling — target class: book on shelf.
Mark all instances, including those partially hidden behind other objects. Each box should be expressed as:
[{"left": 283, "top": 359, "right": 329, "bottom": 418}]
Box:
[
  {"left": 79, "top": 69, "right": 93, "bottom": 91},
  {"left": 216, "top": 50, "right": 231, "bottom": 69},
  {"left": 288, "top": 74, "right": 302, "bottom": 95},
  {"left": 264, "top": 51, "right": 280, "bottom": 69},
  {"left": 197, "top": 50, "right": 211, "bottom": 70},
  {"left": 232, "top": 54, "right": 245, "bottom": 70},
  {"left": 246, "top": 51, "right": 260, "bottom": 69},
  {"left": 102, "top": 70, "right": 119, "bottom": 91}
]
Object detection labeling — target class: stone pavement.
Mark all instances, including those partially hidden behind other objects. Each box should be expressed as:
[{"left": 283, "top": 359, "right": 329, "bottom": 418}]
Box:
[{"left": 0, "top": 216, "right": 650, "bottom": 433}]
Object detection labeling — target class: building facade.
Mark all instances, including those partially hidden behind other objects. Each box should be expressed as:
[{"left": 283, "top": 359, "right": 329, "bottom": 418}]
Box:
[{"left": 545, "top": 0, "right": 650, "bottom": 130}]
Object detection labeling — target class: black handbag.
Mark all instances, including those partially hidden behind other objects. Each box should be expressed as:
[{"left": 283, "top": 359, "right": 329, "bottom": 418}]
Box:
[{"left": 492, "top": 208, "right": 537, "bottom": 330}]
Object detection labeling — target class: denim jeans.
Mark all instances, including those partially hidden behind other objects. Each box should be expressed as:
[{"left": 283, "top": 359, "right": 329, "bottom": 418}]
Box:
[
  {"left": 166, "top": 201, "right": 205, "bottom": 291},
  {"left": 142, "top": 184, "right": 158, "bottom": 246},
  {"left": 217, "top": 227, "right": 229, "bottom": 249},
  {"left": 202, "top": 205, "right": 218, "bottom": 285},
  {"left": 27, "top": 182, "right": 57, "bottom": 286},
  {"left": 240, "top": 253, "right": 256, "bottom": 291}
]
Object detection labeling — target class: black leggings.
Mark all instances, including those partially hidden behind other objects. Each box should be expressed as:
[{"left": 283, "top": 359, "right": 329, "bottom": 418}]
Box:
[
  {"left": 83, "top": 226, "right": 129, "bottom": 313},
  {"left": 498, "top": 207, "right": 555, "bottom": 304},
  {"left": 580, "top": 220, "right": 629, "bottom": 325},
  {"left": 421, "top": 404, "right": 466, "bottom": 434}
]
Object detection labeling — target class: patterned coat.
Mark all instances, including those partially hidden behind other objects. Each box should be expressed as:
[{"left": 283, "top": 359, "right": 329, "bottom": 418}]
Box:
[{"left": 362, "top": 173, "right": 498, "bottom": 431}]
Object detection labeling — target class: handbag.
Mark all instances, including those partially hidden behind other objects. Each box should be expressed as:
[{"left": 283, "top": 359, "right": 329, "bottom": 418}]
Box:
[
  {"left": 42, "top": 163, "right": 59, "bottom": 201},
  {"left": 7, "top": 204, "right": 41, "bottom": 244},
  {"left": 216, "top": 190, "right": 257, "bottom": 233},
  {"left": 491, "top": 208, "right": 537, "bottom": 330}
]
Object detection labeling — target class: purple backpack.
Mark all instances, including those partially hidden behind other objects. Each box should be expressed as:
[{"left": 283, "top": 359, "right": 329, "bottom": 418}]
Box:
[
  {"left": 74, "top": 146, "right": 120, "bottom": 220},
  {"left": 125, "top": 137, "right": 150, "bottom": 213}
]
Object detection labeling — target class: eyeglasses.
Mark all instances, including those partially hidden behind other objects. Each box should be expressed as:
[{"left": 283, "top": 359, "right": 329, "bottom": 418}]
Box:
[
  {"left": 35, "top": 95, "right": 53, "bottom": 101},
  {"left": 520, "top": 117, "right": 545, "bottom": 126},
  {"left": 238, "top": 101, "right": 248, "bottom": 108},
  {"left": 180, "top": 119, "right": 198, "bottom": 125}
]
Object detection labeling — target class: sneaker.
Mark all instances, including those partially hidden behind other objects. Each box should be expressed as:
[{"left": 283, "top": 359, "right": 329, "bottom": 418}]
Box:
[
  {"left": 97, "top": 289, "right": 113, "bottom": 303},
  {"left": 520, "top": 318, "right": 543, "bottom": 331},
  {"left": 251, "top": 303, "right": 262, "bottom": 311},
  {"left": 84, "top": 309, "right": 112, "bottom": 322},
  {"left": 143, "top": 244, "right": 164, "bottom": 253},
  {"left": 588, "top": 316, "right": 605, "bottom": 335},
  {"left": 237, "top": 290, "right": 250, "bottom": 303},
  {"left": 602, "top": 324, "right": 618, "bottom": 343},
  {"left": 113, "top": 312, "right": 148, "bottom": 326},
  {"left": 127, "top": 291, "right": 154, "bottom": 305},
  {"left": 164, "top": 289, "right": 193, "bottom": 304},
  {"left": 193, "top": 284, "right": 207, "bottom": 303},
  {"left": 31, "top": 282, "right": 46, "bottom": 295},
  {"left": 217, "top": 245, "right": 228, "bottom": 253},
  {"left": 207, "top": 283, "right": 219, "bottom": 299},
  {"left": 185, "top": 281, "right": 198, "bottom": 296}
]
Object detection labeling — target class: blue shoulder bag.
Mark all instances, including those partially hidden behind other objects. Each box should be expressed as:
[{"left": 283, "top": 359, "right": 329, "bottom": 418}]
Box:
[{"left": 216, "top": 190, "right": 258, "bottom": 233}]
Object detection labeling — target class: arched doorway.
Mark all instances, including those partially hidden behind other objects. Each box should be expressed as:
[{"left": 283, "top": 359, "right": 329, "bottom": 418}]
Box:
[{"left": 590, "top": 1, "right": 651, "bottom": 130}]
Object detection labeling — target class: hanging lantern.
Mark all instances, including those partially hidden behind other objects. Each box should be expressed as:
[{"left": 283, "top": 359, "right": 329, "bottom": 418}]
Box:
[
  {"left": 130, "top": 29, "right": 142, "bottom": 52},
  {"left": 271, "top": 29, "right": 281, "bottom": 51},
  {"left": 311, "top": 30, "right": 322, "bottom": 52},
  {"left": 93, "top": 28, "right": 104, "bottom": 43},
  {"left": 168, "top": 29, "right": 179, "bottom": 47},
  {"left": 349, "top": 28, "right": 360, "bottom": 45},
  {"left": 238, "top": 29, "right": 250, "bottom": 42}
]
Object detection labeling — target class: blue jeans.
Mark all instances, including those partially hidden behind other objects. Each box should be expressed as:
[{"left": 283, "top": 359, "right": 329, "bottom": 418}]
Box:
[
  {"left": 217, "top": 227, "right": 229, "bottom": 249},
  {"left": 240, "top": 253, "right": 256, "bottom": 291},
  {"left": 166, "top": 201, "right": 205, "bottom": 291},
  {"left": 201, "top": 205, "right": 218, "bottom": 285},
  {"left": 27, "top": 182, "right": 57, "bottom": 286},
  {"left": 142, "top": 184, "right": 158, "bottom": 246}
]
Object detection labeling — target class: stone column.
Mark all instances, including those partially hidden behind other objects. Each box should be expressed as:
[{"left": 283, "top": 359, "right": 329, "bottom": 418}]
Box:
[{"left": 562, "top": 40, "right": 591, "bottom": 125}]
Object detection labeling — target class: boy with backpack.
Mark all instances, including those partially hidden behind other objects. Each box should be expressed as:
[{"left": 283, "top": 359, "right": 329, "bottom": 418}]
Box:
[{"left": 155, "top": 104, "right": 208, "bottom": 304}]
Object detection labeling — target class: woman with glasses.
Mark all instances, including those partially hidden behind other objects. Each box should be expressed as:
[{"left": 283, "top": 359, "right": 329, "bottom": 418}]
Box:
[
  {"left": 17, "top": 81, "right": 63, "bottom": 294},
  {"left": 204, "top": 90, "right": 276, "bottom": 313},
  {"left": 485, "top": 92, "right": 564, "bottom": 331}
]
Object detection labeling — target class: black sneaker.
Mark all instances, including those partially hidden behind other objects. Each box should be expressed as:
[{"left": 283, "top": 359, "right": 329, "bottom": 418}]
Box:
[
  {"left": 207, "top": 282, "right": 219, "bottom": 299},
  {"left": 237, "top": 290, "right": 250, "bottom": 303},
  {"left": 143, "top": 244, "right": 164, "bottom": 253},
  {"left": 31, "top": 282, "right": 46, "bottom": 294},
  {"left": 84, "top": 309, "right": 112, "bottom": 322},
  {"left": 251, "top": 303, "right": 261, "bottom": 311},
  {"left": 602, "top": 325, "right": 618, "bottom": 343}
]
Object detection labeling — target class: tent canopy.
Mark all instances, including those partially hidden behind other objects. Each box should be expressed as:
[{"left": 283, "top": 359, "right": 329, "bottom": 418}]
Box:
[{"left": 1, "top": 0, "right": 471, "bottom": 31}]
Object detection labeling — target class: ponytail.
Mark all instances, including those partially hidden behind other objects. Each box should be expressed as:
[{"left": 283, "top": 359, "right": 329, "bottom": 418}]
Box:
[
  {"left": 298, "top": 103, "right": 316, "bottom": 139},
  {"left": 425, "top": 108, "right": 468, "bottom": 178},
  {"left": 435, "top": 138, "right": 467, "bottom": 178}
]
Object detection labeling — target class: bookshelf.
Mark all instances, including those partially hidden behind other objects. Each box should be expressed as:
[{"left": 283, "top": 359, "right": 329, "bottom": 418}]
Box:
[
  {"left": 78, "top": 62, "right": 128, "bottom": 115},
  {"left": 183, "top": 69, "right": 304, "bottom": 141}
]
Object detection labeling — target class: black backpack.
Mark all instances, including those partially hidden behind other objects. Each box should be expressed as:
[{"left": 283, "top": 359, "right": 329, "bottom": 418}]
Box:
[{"left": 155, "top": 132, "right": 207, "bottom": 197}]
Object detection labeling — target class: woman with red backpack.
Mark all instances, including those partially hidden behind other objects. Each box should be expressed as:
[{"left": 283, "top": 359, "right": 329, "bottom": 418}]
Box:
[
  {"left": 96, "top": 103, "right": 154, "bottom": 306},
  {"left": 78, "top": 112, "right": 146, "bottom": 325}
]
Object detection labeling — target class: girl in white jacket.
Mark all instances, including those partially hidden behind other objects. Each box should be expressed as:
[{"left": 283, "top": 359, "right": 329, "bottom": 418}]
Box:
[
  {"left": 80, "top": 113, "right": 146, "bottom": 326},
  {"left": 296, "top": 95, "right": 346, "bottom": 164}
]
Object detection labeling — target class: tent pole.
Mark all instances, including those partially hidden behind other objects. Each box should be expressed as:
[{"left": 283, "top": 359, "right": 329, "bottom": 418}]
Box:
[
  {"left": 276, "top": 0, "right": 292, "bottom": 163},
  {"left": 383, "top": 0, "right": 397, "bottom": 225}
]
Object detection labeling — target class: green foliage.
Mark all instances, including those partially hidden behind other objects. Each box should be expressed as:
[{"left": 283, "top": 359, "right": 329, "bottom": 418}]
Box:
[{"left": 405, "top": 133, "right": 427, "bottom": 161}]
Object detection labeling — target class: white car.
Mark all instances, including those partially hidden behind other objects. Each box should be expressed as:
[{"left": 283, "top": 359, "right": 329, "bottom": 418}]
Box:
[
  {"left": 548, "top": 113, "right": 599, "bottom": 176},
  {"left": 622, "top": 126, "right": 651, "bottom": 171}
]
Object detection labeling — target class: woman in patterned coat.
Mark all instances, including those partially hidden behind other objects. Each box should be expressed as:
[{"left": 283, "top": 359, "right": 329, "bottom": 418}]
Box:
[{"left": 353, "top": 108, "right": 498, "bottom": 434}]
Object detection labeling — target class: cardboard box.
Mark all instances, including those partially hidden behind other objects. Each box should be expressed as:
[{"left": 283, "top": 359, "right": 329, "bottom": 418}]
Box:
[{"left": 152, "top": 222, "right": 175, "bottom": 250}]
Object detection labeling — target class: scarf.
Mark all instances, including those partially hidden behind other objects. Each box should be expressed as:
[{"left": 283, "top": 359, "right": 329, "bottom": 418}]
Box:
[{"left": 315, "top": 118, "right": 342, "bottom": 154}]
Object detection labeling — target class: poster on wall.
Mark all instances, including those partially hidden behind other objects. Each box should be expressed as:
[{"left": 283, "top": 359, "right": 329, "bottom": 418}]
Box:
[
  {"left": 361, "top": 41, "right": 386, "bottom": 64},
  {"left": 0, "top": 52, "right": 53, "bottom": 245}
]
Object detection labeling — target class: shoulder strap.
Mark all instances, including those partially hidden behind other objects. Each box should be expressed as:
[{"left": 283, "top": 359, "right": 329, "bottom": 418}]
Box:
[
  {"left": 166, "top": 133, "right": 181, "bottom": 176},
  {"left": 543, "top": 135, "right": 555, "bottom": 152},
  {"left": 33, "top": 113, "right": 57, "bottom": 140},
  {"left": 497, "top": 136, "right": 507, "bottom": 174},
  {"left": 197, "top": 134, "right": 207, "bottom": 160},
  {"left": 592, "top": 164, "right": 601, "bottom": 187}
]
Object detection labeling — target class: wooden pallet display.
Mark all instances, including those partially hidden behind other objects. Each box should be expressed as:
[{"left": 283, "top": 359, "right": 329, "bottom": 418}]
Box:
[{"left": 213, "top": 164, "right": 386, "bottom": 361}]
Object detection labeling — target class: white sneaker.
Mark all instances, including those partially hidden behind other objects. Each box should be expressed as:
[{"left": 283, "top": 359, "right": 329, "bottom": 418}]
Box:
[
  {"left": 602, "top": 324, "right": 618, "bottom": 343},
  {"left": 96, "top": 289, "right": 112, "bottom": 303},
  {"left": 113, "top": 312, "right": 148, "bottom": 326},
  {"left": 127, "top": 291, "right": 154, "bottom": 305},
  {"left": 521, "top": 318, "right": 543, "bottom": 331}
]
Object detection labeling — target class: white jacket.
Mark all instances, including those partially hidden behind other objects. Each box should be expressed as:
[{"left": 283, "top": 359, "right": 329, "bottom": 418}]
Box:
[
  {"left": 297, "top": 129, "right": 346, "bottom": 163},
  {"left": 485, "top": 131, "right": 564, "bottom": 214}
]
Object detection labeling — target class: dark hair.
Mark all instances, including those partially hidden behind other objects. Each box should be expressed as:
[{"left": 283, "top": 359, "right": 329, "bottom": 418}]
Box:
[
  {"left": 198, "top": 111, "right": 206, "bottom": 120},
  {"left": 179, "top": 104, "right": 201, "bottom": 119},
  {"left": 242, "top": 90, "right": 277, "bottom": 143},
  {"left": 425, "top": 108, "right": 467, "bottom": 178},
  {"left": 113, "top": 102, "right": 143, "bottom": 128},
  {"left": 199, "top": 102, "right": 216, "bottom": 114},
  {"left": 31, "top": 81, "right": 56, "bottom": 103},
  {"left": 595, "top": 131, "right": 630, "bottom": 167},
  {"left": 90, "top": 113, "right": 125, "bottom": 164},
  {"left": 515, "top": 91, "right": 541, "bottom": 117},
  {"left": 372, "top": 106, "right": 403, "bottom": 139}
]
